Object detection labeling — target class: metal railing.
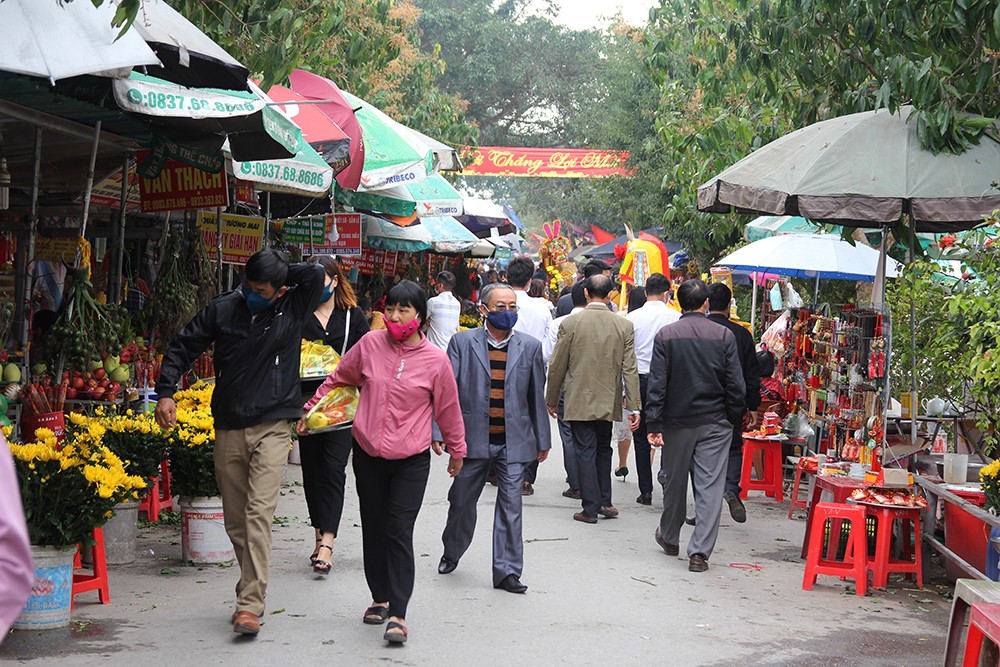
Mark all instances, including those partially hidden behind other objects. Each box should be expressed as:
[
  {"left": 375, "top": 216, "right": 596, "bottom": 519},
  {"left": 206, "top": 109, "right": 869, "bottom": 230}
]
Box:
[{"left": 914, "top": 476, "right": 1000, "bottom": 580}]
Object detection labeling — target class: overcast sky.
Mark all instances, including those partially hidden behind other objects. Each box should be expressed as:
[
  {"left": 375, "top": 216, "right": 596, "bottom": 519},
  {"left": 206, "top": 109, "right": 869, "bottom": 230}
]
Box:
[{"left": 543, "top": 0, "right": 656, "bottom": 30}]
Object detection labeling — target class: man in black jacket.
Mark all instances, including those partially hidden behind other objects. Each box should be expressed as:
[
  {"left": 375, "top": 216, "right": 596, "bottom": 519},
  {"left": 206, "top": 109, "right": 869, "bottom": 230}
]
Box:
[
  {"left": 554, "top": 259, "right": 611, "bottom": 317},
  {"left": 154, "top": 250, "right": 324, "bottom": 636},
  {"left": 707, "top": 282, "right": 762, "bottom": 524},
  {"left": 646, "top": 280, "right": 745, "bottom": 573}
]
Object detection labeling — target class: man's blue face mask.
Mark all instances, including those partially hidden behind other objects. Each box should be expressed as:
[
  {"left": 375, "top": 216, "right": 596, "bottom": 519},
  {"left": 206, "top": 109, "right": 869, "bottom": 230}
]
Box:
[{"left": 244, "top": 288, "right": 275, "bottom": 313}]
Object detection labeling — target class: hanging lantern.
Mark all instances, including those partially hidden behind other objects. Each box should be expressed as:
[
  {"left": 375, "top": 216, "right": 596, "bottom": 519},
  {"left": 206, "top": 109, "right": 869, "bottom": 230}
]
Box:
[{"left": 0, "top": 157, "right": 10, "bottom": 210}]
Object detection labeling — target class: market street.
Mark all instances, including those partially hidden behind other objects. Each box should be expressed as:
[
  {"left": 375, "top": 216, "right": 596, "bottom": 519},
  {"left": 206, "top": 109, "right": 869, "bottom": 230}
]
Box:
[{"left": 0, "top": 426, "right": 950, "bottom": 667}]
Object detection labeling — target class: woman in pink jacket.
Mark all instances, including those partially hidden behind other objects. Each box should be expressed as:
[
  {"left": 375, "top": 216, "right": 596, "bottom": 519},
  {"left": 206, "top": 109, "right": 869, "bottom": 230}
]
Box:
[{"left": 300, "top": 280, "right": 466, "bottom": 646}]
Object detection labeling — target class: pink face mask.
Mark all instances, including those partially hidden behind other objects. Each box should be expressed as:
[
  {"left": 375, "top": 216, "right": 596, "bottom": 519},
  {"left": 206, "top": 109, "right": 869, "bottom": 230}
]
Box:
[{"left": 385, "top": 318, "right": 420, "bottom": 342}]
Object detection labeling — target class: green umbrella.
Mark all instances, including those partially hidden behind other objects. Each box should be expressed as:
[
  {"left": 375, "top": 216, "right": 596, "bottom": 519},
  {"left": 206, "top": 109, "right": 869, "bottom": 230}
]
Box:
[
  {"left": 421, "top": 216, "right": 479, "bottom": 254},
  {"left": 363, "top": 214, "right": 432, "bottom": 252},
  {"left": 745, "top": 215, "right": 841, "bottom": 242},
  {"left": 341, "top": 91, "right": 433, "bottom": 192},
  {"left": 336, "top": 173, "right": 463, "bottom": 218}
]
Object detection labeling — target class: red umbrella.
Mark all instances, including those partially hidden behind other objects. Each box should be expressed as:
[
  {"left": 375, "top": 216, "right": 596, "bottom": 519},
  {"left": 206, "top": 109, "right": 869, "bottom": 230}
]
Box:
[
  {"left": 288, "top": 69, "right": 365, "bottom": 190},
  {"left": 265, "top": 84, "right": 351, "bottom": 175}
]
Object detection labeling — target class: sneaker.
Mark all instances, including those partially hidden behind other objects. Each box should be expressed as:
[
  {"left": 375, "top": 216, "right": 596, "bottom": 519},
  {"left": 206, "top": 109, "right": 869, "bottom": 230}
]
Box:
[
  {"left": 724, "top": 491, "right": 747, "bottom": 523},
  {"left": 689, "top": 554, "right": 709, "bottom": 572}
]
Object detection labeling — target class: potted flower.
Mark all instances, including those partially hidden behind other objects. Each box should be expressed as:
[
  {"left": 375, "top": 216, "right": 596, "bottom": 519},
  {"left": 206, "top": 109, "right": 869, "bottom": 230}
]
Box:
[
  {"left": 168, "top": 382, "right": 232, "bottom": 563},
  {"left": 4, "top": 424, "right": 145, "bottom": 629},
  {"left": 65, "top": 409, "right": 171, "bottom": 564}
]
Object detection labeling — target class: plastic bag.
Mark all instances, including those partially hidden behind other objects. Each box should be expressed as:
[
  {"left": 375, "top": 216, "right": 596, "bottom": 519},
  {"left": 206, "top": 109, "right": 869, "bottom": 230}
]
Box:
[
  {"left": 761, "top": 311, "right": 790, "bottom": 355},
  {"left": 783, "top": 282, "right": 804, "bottom": 308},
  {"left": 303, "top": 385, "right": 359, "bottom": 433},
  {"left": 300, "top": 339, "right": 340, "bottom": 379}
]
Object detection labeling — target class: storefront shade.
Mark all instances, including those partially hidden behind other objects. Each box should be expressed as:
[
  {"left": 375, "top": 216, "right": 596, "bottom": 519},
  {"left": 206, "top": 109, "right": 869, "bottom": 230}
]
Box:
[
  {"left": 337, "top": 173, "right": 464, "bottom": 219},
  {"left": 363, "top": 214, "right": 432, "bottom": 253},
  {"left": 715, "top": 234, "right": 901, "bottom": 282},
  {"left": 264, "top": 84, "right": 351, "bottom": 172},
  {"left": 745, "top": 215, "right": 843, "bottom": 242},
  {"left": 421, "top": 216, "right": 480, "bottom": 254}
]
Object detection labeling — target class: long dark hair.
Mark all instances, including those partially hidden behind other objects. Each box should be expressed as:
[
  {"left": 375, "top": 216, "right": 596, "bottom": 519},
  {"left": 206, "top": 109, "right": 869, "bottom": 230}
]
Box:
[{"left": 308, "top": 255, "right": 357, "bottom": 310}]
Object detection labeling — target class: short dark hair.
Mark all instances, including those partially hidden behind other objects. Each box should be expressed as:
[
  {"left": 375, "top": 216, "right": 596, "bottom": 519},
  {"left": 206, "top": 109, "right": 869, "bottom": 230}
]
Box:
[
  {"left": 528, "top": 278, "right": 547, "bottom": 298},
  {"left": 385, "top": 280, "right": 428, "bottom": 323},
  {"left": 677, "top": 279, "right": 709, "bottom": 311},
  {"left": 585, "top": 274, "right": 613, "bottom": 299},
  {"left": 570, "top": 280, "right": 587, "bottom": 307},
  {"left": 627, "top": 286, "right": 647, "bottom": 313},
  {"left": 644, "top": 273, "right": 670, "bottom": 296},
  {"left": 757, "top": 349, "right": 776, "bottom": 377},
  {"left": 436, "top": 271, "right": 456, "bottom": 290},
  {"left": 245, "top": 250, "right": 289, "bottom": 288},
  {"left": 583, "top": 259, "right": 611, "bottom": 278},
  {"left": 506, "top": 256, "right": 535, "bottom": 288},
  {"left": 707, "top": 282, "right": 733, "bottom": 312}
]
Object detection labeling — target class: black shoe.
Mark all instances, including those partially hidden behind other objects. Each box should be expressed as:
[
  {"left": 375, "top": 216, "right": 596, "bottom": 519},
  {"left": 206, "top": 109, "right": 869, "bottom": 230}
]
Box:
[
  {"left": 636, "top": 493, "right": 652, "bottom": 505},
  {"left": 724, "top": 491, "right": 747, "bottom": 523},
  {"left": 614, "top": 466, "right": 629, "bottom": 482},
  {"left": 522, "top": 481, "right": 534, "bottom": 496},
  {"left": 562, "top": 487, "right": 581, "bottom": 499},
  {"left": 685, "top": 516, "right": 696, "bottom": 526},
  {"left": 689, "top": 553, "right": 709, "bottom": 572},
  {"left": 494, "top": 574, "right": 528, "bottom": 594},
  {"left": 654, "top": 528, "right": 679, "bottom": 556},
  {"left": 438, "top": 556, "right": 458, "bottom": 574}
]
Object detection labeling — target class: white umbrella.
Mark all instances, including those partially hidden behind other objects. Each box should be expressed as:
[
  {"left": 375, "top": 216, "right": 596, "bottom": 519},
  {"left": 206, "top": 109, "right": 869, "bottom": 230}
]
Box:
[
  {"left": 716, "top": 234, "right": 901, "bottom": 333},
  {"left": 0, "top": 0, "right": 160, "bottom": 83},
  {"left": 717, "top": 234, "right": 900, "bottom": 282}
]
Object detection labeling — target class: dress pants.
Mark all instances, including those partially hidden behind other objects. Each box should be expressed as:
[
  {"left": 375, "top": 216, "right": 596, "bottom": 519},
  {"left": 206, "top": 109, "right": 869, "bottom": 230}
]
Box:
[
  {"left": 557, "top": 396, "right": 579, "bottom": 490},
  {"left": 724, "top": 424, "right": 744, "bottom": 496},
  {"left": 441, "top": 443, "right": 526, "bottom": 586},
  {"left": 657, "top": 421, "right": 731, "bottom": 559},
  {"left": 632, "top": 374, "right": 653, "bottom": 496},
  {"left": 298, "top": 427, "right": 353, "bottom": 537},
  {"left": 352, "top": 444, "right": 430, "bottom": 619},
  {"left": 569, "top": 420, "right": 613, "bottom": 518},
  {"left": 214, "top": 419, "right": 292, "bottom": 616}
]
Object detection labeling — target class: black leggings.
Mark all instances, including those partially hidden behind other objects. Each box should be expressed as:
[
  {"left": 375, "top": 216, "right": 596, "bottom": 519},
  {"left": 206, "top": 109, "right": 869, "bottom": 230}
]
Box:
[
  {"left": 352, "top": 445, "right": 430, "bottom": 619},
  {"left": 298, "top": 427, "right": 353, "bottom": 537}
]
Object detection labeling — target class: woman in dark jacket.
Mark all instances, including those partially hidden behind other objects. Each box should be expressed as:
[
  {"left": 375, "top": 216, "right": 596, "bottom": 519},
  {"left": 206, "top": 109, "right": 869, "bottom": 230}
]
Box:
[{"left": 300, "top": 255, "right": 369, "bottom": 575}]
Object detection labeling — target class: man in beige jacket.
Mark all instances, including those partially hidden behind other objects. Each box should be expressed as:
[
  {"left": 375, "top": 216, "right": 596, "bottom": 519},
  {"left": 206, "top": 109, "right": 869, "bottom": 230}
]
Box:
[{"left": 546, "top": 274, "right": 641, "bottom": 523}]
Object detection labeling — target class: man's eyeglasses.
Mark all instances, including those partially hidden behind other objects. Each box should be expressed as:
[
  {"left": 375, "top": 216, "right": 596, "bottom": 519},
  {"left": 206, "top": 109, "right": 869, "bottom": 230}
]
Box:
[{"left": 484, "top": 304, "right": 518, "bottom": 313}]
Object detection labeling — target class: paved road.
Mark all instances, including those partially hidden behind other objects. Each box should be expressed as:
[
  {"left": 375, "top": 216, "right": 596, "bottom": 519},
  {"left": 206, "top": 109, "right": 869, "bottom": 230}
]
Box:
[{"left": 1, "top": 430, "right": 951, "bottom": 666}]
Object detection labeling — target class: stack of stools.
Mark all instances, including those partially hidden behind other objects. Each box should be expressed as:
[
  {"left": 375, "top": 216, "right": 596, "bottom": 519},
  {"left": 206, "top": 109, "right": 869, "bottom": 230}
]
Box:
[
  {"left": 802, "top": 502, "right": 868, "bottom": 596},
  {"left": 72, "top": 527, "right": 110, "bottom": 609},
  {"left": 740, "top": 437, "right": 784, "bottom": 503},
  {"left": 138, "top": 459, "right": 174, "bottom": 522},
  {"left": 962, "top": 602, "right": 1000, "bottom": 666},
  {"left": 863, "top": 504, "right": 923, "bottom": 589}
]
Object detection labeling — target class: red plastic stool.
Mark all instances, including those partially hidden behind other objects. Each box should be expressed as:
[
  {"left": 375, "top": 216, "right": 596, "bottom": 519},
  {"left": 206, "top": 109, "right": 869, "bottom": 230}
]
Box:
[
  {"left": 138, "top": 459, "right": 174, "bottom": 521},
  {"left": 962, "top": 602, "right": 1000, "bottom": 666},
  {"left": 787, "top": 461, "right": 811, "bottom": 519},
  {"left": 864, "top": 504, "right": 923, "bottom": 589},
  {"left": 740, "top": 437, "right": 784, "bottom": 502},
  {"left": 802, "top": 502, "right": 868, "bottom": 596},
  {"left": 72, "top": 527, "right": 110, "bottom": 608}
]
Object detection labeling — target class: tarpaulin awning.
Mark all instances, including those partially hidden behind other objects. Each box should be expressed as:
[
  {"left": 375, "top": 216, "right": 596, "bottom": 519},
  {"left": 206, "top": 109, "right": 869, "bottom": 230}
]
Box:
[
  {"left": 363, "top": 214, "right": 432, "bottom": 252},
  {"left": 421, "top": 216, "right": 480, "bottom": 254},
  {"left": 337, "top": 173, "right": 463, "bottom": 219}
]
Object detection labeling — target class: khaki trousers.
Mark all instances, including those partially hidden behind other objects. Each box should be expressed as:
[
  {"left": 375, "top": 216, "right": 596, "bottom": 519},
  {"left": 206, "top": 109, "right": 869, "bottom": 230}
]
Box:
[{"left": 214, "top": 419, "right": 291, "bottom": 615}]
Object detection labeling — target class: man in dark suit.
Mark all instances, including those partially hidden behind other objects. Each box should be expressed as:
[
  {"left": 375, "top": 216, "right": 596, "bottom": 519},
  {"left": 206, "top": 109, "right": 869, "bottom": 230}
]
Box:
[
  {"left": 706, "top": 283, "right": 761, "bottom": 523},
  {"left": 546, "top": 274, "right": 641, "bottom": 524},
  {"left": 436, "top": 283, "right": 551, "bottom": 593}
]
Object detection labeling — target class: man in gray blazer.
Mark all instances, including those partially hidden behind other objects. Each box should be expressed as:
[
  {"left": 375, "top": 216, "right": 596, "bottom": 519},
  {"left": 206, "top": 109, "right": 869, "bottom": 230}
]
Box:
[{"left": 436, "top": 283, "right": 551, "bottom": 593}]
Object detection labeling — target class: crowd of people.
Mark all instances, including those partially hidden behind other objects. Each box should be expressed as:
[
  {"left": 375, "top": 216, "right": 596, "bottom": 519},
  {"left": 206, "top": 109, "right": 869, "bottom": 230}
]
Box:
[{"left": 0, "top": 247, "right": 769, "bottom": 645}]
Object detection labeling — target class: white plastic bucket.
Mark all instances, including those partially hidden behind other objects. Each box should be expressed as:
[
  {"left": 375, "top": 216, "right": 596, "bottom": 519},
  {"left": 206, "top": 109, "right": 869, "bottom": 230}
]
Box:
[
  {"left": 179, "top": 496, "right": 234, "bottom": 564},
  {"left": 943, "top": 453, "right": 970, "bottom": 484},
  {"left": 13, "top": 545, "right": 75, "bottom": 630}
]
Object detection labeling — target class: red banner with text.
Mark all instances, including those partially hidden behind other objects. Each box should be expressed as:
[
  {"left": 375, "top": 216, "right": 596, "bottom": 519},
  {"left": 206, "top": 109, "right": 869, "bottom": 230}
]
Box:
[{"left": 460, "top": 147, "right": 632, "bottom": 178}]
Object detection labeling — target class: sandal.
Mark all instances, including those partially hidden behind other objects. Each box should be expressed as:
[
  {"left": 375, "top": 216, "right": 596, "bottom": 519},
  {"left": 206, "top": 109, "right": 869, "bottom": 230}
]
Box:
[
  {"left": 383, "top": 620, "right": 407, "bottom": 643},
  {"left": 312, "top": 544, "right": 333, "bottom": 575},
  {"left": 363, "top": 605, "right": 389, "bottom": 625}
]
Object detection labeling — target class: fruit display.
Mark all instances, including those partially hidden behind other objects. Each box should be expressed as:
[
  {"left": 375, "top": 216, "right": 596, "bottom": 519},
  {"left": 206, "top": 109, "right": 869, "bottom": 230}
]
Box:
[
  {"left": 2, "top": 361, "right": 21, "bottom": 382},
  {"left": 300, "top": 339, "right": 339, "bottom": 379},
  {"left": 849, "top": 487, "right": 929, "bottom": 508},
  {"left": 303, "top": 385, "right": 359, "bottom": 433},
  {"left": 40, "top": 265, "right": 128, "bottom": 370}
]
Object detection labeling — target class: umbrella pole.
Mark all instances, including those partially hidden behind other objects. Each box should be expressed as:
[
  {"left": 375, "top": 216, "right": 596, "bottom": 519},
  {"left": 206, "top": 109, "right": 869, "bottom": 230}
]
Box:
[
  {"left": 109, "top": 152, "right": 129, "bottom": 305},
  {"left": 814, "top": 274, "right": 820, "bottom": 305},
  {"left": 76, "top": 120, "right": 101, "bottom": 265},
  {"left": 750, "top": 273, "right": 758, "bottom": 336},
  {"left": 872, "top": 226, "right": 889, "bottom": 308},
  {"left": 908, "top": 220, "right": 918, "bottom": 447},
  {"left": 216, "top": 207, "right": 223, "bottom": 291},
  {"left": 309, "top": 216, "right": 314, "bottom": 256},
  {"left": 16, "top": 128, "right": 42, "bottom": 351}
]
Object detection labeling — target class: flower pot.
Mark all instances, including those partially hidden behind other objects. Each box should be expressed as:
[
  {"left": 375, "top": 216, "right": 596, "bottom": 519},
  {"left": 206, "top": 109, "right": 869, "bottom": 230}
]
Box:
[
  {"left": 13, "top": 545, "right": 75, "bottom": 630},
  {"left": 179, "top": 496, "right": 233, "bottom": 564},
  {"left": 102, "top": 500, "right": 140, "bottom": 564},
  {"left": 20, "top": 411, "right": 65, "bottom": 442}
]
